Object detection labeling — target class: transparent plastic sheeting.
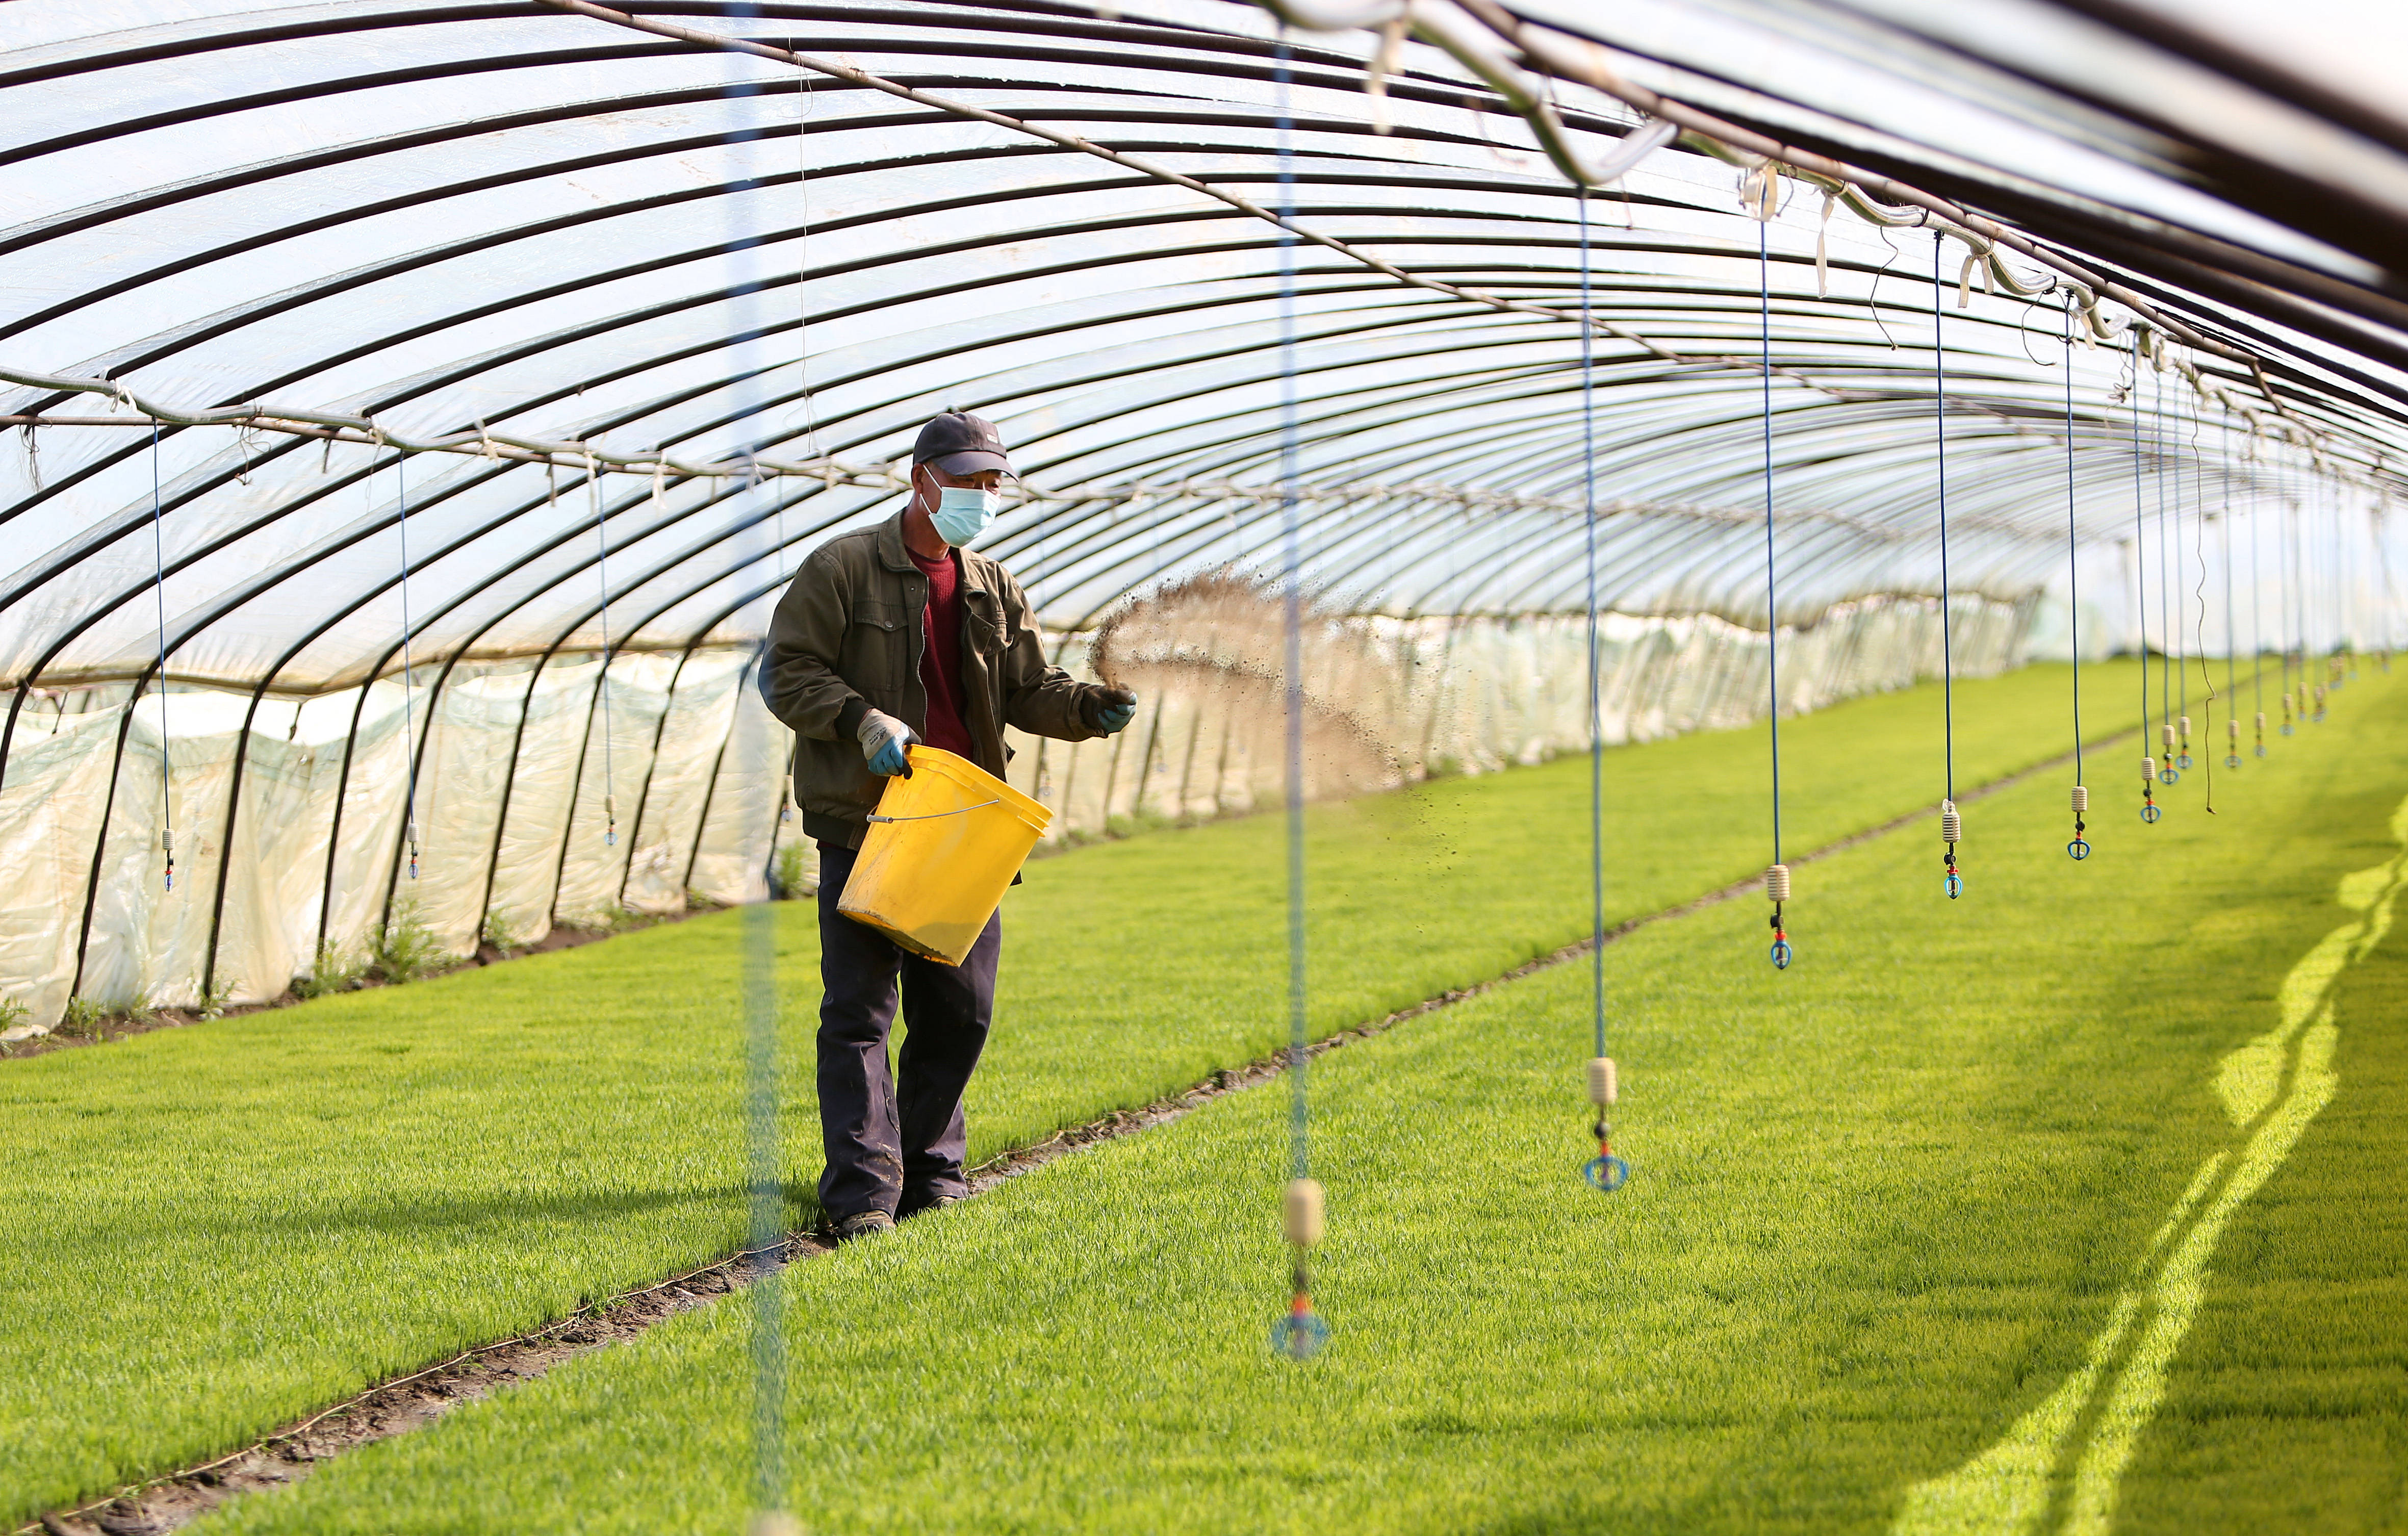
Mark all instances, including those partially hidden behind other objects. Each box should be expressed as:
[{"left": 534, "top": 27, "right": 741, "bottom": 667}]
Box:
[
  {"left": 2, "top": 595, "right": 2032, "bottom": 1029},
  {"left": 1, "top": 1, "right": 2403, "bottom": 1027},
  {"left": 4, "top": 2, "right": 2403, "bottom": 700}
]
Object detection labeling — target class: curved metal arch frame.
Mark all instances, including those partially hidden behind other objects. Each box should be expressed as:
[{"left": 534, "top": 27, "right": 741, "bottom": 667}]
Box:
[{"left": 7, "top": 0, "right": 2407, "bottom": 1013}]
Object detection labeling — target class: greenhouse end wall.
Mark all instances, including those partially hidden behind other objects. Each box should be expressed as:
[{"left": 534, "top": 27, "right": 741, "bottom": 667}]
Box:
[{"left": 0, "top": 592, "right": 2029, "bottom": 1031}]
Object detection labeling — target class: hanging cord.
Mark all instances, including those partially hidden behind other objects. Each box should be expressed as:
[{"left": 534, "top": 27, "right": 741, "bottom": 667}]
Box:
[
  {"left": 2167, "top": 366, "right": 2186, "bottom": 789},
  {"left": 1576, "top": 188, "right": 1626, "bottom": 1195},
  {"left": 1267, "top": 32, "right": 1326, "bottom": 1365},
  {"left": 150, "top": 418, "right": 176, "bottom": 893},
  {"left": 2293, "top": 457, "right": 2308, "bottom": 729},
  {"left": 774, "top": 63, "right": 815, "bottom": 832},
  {"left": 395, "top": 441, "right": 422, "bottom": 881},
  {"left": 2314, "top": 470, "right": 2332, "bottom": 718},
  {"left": 2252, "top": 470, "right": 2267, "bottom": 757},
  {"left": 1932, "top": 234, "right": 1961, "bottom": 898},
  {"left": 1760, "top": 212, "right": 1792, "bottom": 968},
  {"left": 2222, "top": 486, "right": 2240, "bottom": 770},
  {"left": 2190, "top": 389, "right": 2217, "bottom": 813},
  {"left": 2376, "top": 497, "right": 2398, "bottom": 674},
  {"left": 2063, "top": 296, "right": 2090, "bottom": 860},
  {"left": 2130, "top": 338, "right": 2160, "bottom": 824},
  {"left": 2279, "top": 445, "right": 2296, "bottom": 737},
  {"left": 792, "top": 64, "right": 823, "bottom": 464},
  {"left": 590, "top": 450, "right": 618, "bottom": 848},
  {"left": 2173, "top": 361, "right": 2193, "bottom": 773}
]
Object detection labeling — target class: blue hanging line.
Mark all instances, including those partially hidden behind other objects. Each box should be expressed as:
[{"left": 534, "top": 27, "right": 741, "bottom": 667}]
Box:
[
  {"left": 1576, "top": 185, "right": 1624, "bottom": 1196},
  {"left": 1760, "top": 210, "right": 1790, "bottom": 969},
  {"left": 2129, "top": 337, "right": 2158, "bottom": 823},
  {"left": 396, "top": 441, "right": 422, "bottom": 879},
  {"left": 2294, "top": 453, "right": 2309, "bottom": 719},
  {"left": 150, "top": 416, "right": 176, "bottom": 894},
  {"left": 1932, "top": 235, "right": 1960, "bottom": 899},
  {"left": 2223, "top": 483, "right": 2239, "bottom": 769},
  {"left": 2283, "top": 443, "right": 2297, "bottom": 730},
  {"left": 1582, "top": 186, "right": 1603, "bottom": 1064},
  {"left": 2167, "top": 359, "right": 2186, "bottom": 775},
  {"left": 2174, "top": 364, "right": 2191, "bottom": 766},
  {"left": 2187, "top": 365, "right": 2216, "bottom": 808},
  {"left": 591, "top": 451, "right": 618, "bottom": 848},
  {"left": 2251, "top": 455, "right": 2265, "bottom": 755},
  {"left": 1268, "top": 30, "right": 1326, "bottom": 1365},
  {"left": 2064, "top": 295, "right": 2089, "bottom": 860}
]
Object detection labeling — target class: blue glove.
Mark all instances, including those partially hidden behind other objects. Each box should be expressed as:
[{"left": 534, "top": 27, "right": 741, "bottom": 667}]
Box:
[
  {"left": 856, "top": 708, "right": 916, "bottom": 777},
  {"left": 1089, "top": 687, "right": 1138, "bottom": 735}
]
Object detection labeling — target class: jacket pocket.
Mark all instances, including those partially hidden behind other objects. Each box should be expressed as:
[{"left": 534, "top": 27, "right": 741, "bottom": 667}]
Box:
[
  {"left": 962, "top": 589, "right": 1007, "bottom": 656},
  {"left": 842, "top": 600, "right": 908, "bottom": 694},
  {"left": 963, "top": 610, "right": 1007, "bottom": 657}
]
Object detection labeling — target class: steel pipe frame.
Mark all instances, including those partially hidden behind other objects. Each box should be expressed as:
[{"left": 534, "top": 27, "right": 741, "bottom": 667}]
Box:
[
  {"left": 9, "top": 6, "right": 2398, "bottom": 1006},
  {"left": 9, "top": 4, "right": 2398, "bottom": 469},
  {"left": 0, "top": 267, "right": 2253, "bottom": 876},
  {"left": 9, "top": 12, "right": 2398, "bottom": 481},
  {"left": 0, "top": 144, "right": 2379, "bottom": 683}
]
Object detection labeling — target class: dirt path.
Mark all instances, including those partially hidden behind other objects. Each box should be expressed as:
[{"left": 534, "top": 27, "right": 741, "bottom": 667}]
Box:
[{"left": 21, "top": 730, "right": 2122, "bottom": 1536}]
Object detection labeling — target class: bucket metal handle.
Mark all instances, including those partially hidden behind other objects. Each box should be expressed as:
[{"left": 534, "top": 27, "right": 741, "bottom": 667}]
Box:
[{"left": 867, "top": 798, "right": 1001, "bottom": 824}]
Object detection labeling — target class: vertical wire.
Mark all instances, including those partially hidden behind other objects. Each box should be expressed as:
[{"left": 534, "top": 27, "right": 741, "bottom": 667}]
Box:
[
  {"left": 2223, "top": 497, "right": 2236, "bottom": 758},
  {"left": 151, "top": 418, "right": 175, "bottom": 893},
  {"left": 592, "top": 453, "right": 617, "bottom": 847},
  {"left": 2130, "top": 336, "right": 2149, "bottom": 772},
  {"left": 2379, "top": 496, "right": 2399, "bottom": 663},
  {"left": 397, "top": 449, "right": 420, "bottom": 881},
  {"left": 795, "top": 65, "right": 820, "bottom": 468},
  {"left": 2189, "top": 368, "right": 2214, "bottom": 809},
  {"left": 2251, "top": 463, "right": 2264, "bottom": 746},
  {"left": 2167, "top": 366, "right": 2186, "bottom": 746},
  {"left": 2220, "top": 412, "right": 2235, "bottom": 714},
  {"left": 1760, "top": 214, "right": 1781, "bottom": 872},
  {"left": 2281, "top": 442, "right": 2295, "bottom": 727},
  {"left": 1275, "top": 27, "right": 1309, "bottom": 1206},
  {"left": 2063, "top": 297, "right": 2082, "bottom": 789},
  {"left": 1580, "top": 187, "right": 1603, "bottom": 1064},
  {"left": 729, "top": 20, "right": 786, "bottom": 1527},
  {"left": 2176, "top": 362, "right": 2190, "bottom": 738},
  {"left": 2293, "top": 457, "right": 2307, "bottom": 718},
  {"left": 1932, "top": 234, "right": 1955, "bottom": 807}
]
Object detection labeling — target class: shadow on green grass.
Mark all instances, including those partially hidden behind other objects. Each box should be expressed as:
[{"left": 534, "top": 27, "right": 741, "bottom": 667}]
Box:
[
  {"left": 1868, "top": 690, "right": 2408, "bottom": 1536},
  {"left": 2107, "top": 827, "right": 2408, "bottom": 1532}
]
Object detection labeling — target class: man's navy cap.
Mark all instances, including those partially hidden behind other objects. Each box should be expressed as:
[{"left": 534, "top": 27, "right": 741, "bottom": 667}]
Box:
[{"left": 912, "top": 411, "right": 1012, "bottom": 476}]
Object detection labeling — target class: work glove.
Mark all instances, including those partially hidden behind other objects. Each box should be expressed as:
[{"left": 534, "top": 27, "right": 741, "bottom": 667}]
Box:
[
  {"left": 1084, "top": 686, "right": 1138, "bottom": 735},
  {"left": 856, "top": 708, "right": 916, "bottom": 777}
]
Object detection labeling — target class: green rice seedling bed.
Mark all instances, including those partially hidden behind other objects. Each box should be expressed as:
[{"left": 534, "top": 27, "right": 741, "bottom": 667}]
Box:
[
  {"left": 5, "top": 663, "right": 2131, "bottom": 1521},
  {"left": 193, "top": 666, "right": 2408, "bottom": 1534}
]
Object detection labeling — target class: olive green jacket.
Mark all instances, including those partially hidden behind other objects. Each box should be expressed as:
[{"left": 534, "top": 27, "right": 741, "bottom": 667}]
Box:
[{"left": 758, "top": 510, "right": 1107, "bottom": 848}]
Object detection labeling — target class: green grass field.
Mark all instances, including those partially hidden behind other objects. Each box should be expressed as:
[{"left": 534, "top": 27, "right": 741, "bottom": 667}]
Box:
[
  {"left": 5, "top": 656, "right": 2373, "bottom": 1531},
  {"left": 166, "top": 662, "right": 2408, "bottom": 1535}
]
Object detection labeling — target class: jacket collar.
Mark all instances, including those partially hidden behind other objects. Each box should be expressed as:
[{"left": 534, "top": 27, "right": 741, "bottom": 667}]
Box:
[
  {"left": 882, "top": 506, "right": 1002, "bottom": 596},
  {"left": 875, "top": 508, "right": 917, "bottom": 572}
]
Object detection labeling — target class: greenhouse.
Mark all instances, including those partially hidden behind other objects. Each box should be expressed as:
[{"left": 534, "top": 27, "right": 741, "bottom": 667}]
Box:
[{"left": 2, "top": 1, "right": 2404, "bottom": 1532}]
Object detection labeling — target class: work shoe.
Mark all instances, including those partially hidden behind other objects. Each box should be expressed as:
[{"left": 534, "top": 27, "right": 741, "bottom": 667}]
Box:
[
  {"left": 832, "top": 1210, "right": 894, "bottom": 1241},
  {"left": 898, "top": 1192, "right": 965, "bottom": 1220}
]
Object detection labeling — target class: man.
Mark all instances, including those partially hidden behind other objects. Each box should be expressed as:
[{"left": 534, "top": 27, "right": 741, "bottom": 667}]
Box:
[{"left": 760, "top": 411, "right": 1137, "bottom": 1240}]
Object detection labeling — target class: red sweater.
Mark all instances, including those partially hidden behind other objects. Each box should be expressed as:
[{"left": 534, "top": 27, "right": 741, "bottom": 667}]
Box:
[{"left": 909, "top": 544, "right": 975, "bottom": 756}]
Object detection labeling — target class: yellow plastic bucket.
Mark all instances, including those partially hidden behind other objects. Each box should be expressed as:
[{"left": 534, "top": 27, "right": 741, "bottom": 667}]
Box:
[{"left": 837, "top": 745, "right": 1052, "bottom": 965}]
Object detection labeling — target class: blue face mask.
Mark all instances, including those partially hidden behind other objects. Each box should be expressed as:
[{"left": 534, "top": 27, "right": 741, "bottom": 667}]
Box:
[{"left": 930, "top": 484, "right": 999, "bottom": 546}]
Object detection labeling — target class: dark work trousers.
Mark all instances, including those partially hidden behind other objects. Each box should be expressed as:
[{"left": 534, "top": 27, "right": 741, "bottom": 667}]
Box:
[{"left": 813, "top": 841, "right": 1001, "bottom": 1220}]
